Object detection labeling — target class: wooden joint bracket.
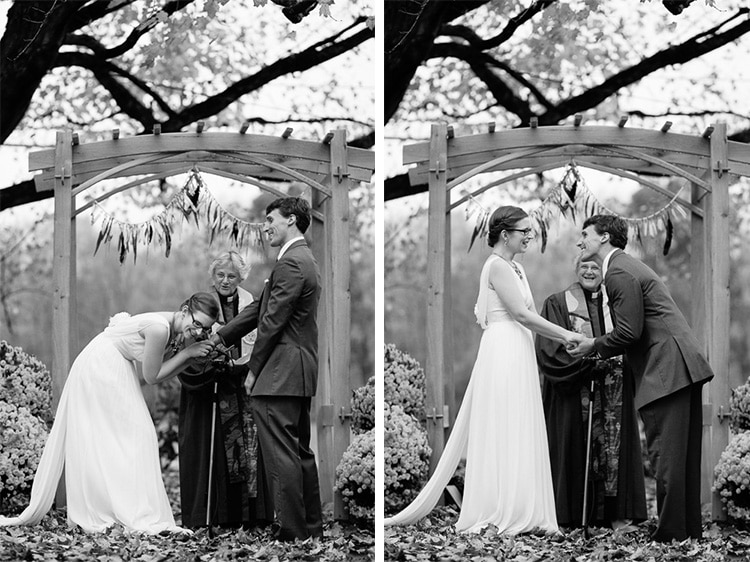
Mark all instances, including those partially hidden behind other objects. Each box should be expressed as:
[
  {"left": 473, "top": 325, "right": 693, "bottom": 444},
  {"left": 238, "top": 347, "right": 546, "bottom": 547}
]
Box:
[
  {"left": 338, "top": 407, "right": 352, "bottom": 424},
  {"left": 714, "top": 160, "right": 730, "bottom": 179},
  {"left": 716, "top": 405, "right": 730, "bottom": 424},
  {"left": 334, "top": 165, "right": 349, "bottom": 183},
  {"left": 425, "top": 405, "right": 450, "bottom": 428}
]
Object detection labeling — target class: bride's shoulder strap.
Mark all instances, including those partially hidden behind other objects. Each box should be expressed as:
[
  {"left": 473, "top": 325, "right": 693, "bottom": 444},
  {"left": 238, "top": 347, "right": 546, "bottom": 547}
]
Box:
[{"left": 474, "top": 255, "right": 500, "bottom": 328}]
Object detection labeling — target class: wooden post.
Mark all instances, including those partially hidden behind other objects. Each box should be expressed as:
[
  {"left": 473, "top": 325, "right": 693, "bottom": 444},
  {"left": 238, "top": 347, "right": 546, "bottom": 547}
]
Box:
[
  {"left": 707, "top": 123, "right": 731, "bottom": 520},
  {"left": 310, "top": 192, "right": 331, "bottom": 505},
  {"left": 443, "top": 181, "right": 455, "bottom": 432},
  {"left": 51, "top": 129, "right": 76, "bottom": 507},
  {"left": 691, "top": 178, "right": 712, "bottom": 509},
  {"left": 315, "top": 129, "right": 352, "bottom": 519},
  {"left": 425, "top": 124, "right": 448, "bottom": 471}
]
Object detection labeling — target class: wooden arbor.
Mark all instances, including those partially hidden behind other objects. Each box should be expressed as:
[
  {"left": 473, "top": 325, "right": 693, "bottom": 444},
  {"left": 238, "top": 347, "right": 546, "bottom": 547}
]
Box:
[
  {"left": 404, "top": 119, "right": 750, "bottom": 518},
  {"left": 29, "top": 125, "right": 375, "bottom": 518}
]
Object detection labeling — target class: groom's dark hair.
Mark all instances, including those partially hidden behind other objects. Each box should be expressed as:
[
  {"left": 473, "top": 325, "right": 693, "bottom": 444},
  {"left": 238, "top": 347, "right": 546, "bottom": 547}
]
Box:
[
  {"left": 583, "top": 215, "right": 628, "bottom": 249},
  {"left": 266, "top": 197, "right": 312, "bottom": 234}
]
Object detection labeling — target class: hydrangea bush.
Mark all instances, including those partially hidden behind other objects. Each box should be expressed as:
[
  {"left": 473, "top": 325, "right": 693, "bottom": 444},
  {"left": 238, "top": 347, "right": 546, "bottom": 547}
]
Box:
[
  {"left": 351, "top": 376, "right": 374, "bottom": 434},
  {"left": 730, "top": 382, "right": 750, "bottom": 432},
  {"left": 0, "top": 340, "right": 53, "bottom": 424},
  {"left": 0, "top": 401, "right": 49, "bottom": 514},
  {"left": 335, "top": 429, "right": 374, "bottom": 523},
  {"left": 384, "top": 404, "right": 432, "bottom": 515},
  {"left": 714, "top": 432, "right": 750, "bottom": 521},
  {"left": 384, "top": 343, "right": 426, "bottom": 419}
]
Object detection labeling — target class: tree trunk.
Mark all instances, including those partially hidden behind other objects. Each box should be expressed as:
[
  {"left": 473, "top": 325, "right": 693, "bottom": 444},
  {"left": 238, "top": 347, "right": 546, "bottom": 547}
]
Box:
[{"left": 1, "top": 1, "right": 80, "bottom": 143}]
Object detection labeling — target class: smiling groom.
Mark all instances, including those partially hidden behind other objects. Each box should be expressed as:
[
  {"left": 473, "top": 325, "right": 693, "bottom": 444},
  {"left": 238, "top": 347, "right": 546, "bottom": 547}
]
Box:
[
  {"left": 210, "top": 196, "right": 323, "bottom": 541},
  {"left": 568, "top": 214, "right": 713, "bottom": 542}
]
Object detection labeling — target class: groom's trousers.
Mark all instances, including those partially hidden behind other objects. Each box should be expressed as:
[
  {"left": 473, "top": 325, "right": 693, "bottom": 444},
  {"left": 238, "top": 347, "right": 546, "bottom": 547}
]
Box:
[
  {"left": 639, "top": 383, "right": 704, "bottom": 542},
  {"left": 251, "top": 395, "right": 323, "bottom": 541}
]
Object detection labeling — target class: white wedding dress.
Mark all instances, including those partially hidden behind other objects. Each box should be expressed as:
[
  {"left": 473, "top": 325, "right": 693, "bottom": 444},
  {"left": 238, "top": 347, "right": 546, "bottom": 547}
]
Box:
[
  {"left": 0, "top": 312, "right": 184, "bottom": 534},
  {"left": 385, "top": 255, "right": 558, "bottom": 534}
]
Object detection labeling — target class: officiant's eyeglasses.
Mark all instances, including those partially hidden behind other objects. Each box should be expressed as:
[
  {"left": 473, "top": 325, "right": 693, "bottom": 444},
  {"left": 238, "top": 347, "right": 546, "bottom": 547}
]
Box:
[
  {"left": 188, "top": 310, "right": 211, "bottom": 335},
  {"left": 507, "top": 228, "right": 534, "bottom": 237}
]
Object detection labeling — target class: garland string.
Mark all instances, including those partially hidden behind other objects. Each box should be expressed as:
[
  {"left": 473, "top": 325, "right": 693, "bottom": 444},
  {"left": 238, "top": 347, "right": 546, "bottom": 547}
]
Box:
[
  {"left": 465, "top": 162, "right": 688, "bottom": 255},
  {"left": 88, "top": 168, "right": 264, "bottom": 264}
]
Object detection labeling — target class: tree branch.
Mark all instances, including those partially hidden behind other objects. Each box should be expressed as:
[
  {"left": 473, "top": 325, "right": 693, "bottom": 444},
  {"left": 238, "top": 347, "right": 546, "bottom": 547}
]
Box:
[
  {"left": 160, "top": 19, "right": 373, "bottom": 132},
  {"left": 69, "top": 0, "right": 138, "bottom": 32},
  {"left": 54, "top": 51, "right": 176, "bottom": 118},
  {"left": 66, "top": 0, "right": 197, "bottom": 59},
  {"left": 0, "top": 1, "right": 81, "bottom": 142},
  {"left": 54, "top": 52, "right": 158, "bottom": 128},
  {"left": 385, "top": 0, "right": 491, "bottom": 123},
  {"left": 541, "top": 9, "right": 750, "bottom": 124},
  {"left": 441, "top": 0, "right": 557, "bottom": 51},
  {"left": 430, "top": 42, "right": 534, "bottom": 122}
]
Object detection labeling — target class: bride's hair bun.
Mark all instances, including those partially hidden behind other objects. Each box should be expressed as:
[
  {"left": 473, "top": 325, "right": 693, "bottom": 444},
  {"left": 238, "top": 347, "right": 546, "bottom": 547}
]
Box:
[{"left": 487, "top": 206, "right": 528, "bottom": 247}]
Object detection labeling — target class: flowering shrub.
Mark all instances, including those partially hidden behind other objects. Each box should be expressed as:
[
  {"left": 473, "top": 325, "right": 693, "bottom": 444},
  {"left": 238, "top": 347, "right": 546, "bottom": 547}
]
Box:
[
  {"left": 714, "top": 432, "right": 750, "bottom": 521},
  {"left": 384, "top": 343, "right": 426, "bottom": 419},
  {"left": 0, "top": 340, "right": 53, "bottom": 424},
  {"left": 351, "top": 376, "right": 374, "bottom": 434},
  {"left": 0, "top": 401, "right": 49, "bottom": 514},
  {"left": 384, "top": 404, "right": 432, "bottom": 515},
  {"left": 731, "top": 382, "right": 750, "bottom": 432},
  {"left": 335, "top": 429, "right": 374, "bottom": 523}
]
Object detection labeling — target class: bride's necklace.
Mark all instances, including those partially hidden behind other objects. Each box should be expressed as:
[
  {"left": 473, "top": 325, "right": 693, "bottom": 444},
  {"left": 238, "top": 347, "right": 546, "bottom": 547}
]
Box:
[
  {"left": 493, "top": 252, "right": 524, "bottom": 280},
  {"left": 168, "top": 313, "right": 181, "bottom": 354}
]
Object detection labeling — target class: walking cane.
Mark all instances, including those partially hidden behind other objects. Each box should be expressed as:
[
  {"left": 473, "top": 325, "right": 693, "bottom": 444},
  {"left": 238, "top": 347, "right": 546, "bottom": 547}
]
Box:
[
  {"left": 582, "top": 376, "right": 596, "bottom": 539},
  {"left": 206, "top": 380, "right": 219, "bottom": 535}
]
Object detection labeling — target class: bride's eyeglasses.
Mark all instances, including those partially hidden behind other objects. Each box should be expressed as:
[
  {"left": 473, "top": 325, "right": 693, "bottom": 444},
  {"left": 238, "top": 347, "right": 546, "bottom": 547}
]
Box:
[
  {"left": 187, "top": 310, "right": 211, "bottom": 336},
  {"left": 507, "top": 228, "right": 534, "bottom": 237}
]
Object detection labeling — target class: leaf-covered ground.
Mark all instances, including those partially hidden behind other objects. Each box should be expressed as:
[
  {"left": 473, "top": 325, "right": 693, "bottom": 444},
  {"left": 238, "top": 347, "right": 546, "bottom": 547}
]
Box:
[
  {"left": 384, "top": 506, "right": 750, "bottom": 562},
  {"left": 0, "top": 466, "right": 373, "bottom": 561}
]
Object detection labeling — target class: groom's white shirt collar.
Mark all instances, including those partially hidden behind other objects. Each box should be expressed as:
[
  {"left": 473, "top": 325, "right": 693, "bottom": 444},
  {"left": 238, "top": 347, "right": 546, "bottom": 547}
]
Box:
[
  {"left": 602, "top": 248, "right": 618, "bottom": 278},
  {"left": 277, "top": 236, "right": 305, "bottom": 260}
]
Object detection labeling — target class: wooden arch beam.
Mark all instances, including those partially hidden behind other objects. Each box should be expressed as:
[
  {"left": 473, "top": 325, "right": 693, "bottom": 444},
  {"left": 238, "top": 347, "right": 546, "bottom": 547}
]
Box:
[{"left": 30, "top": 132, "right": 375, "bottom": 192}]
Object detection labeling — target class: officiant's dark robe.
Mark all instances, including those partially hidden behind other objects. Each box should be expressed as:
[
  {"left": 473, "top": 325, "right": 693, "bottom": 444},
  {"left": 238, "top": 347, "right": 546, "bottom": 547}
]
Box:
[
  {"left": 536, "top": 285, "right": 647, "bottom": 527},
  {"left": 178, "top": 291, "right": 271, "bottom": 529}
]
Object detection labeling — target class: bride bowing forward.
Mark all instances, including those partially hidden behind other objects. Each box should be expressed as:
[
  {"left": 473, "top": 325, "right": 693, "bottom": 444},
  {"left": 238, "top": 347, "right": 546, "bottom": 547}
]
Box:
[
  {"left": 385, "top": 206, "right": 578, "bottom": 535},
  {"left": 0, "top": 293, "right": 219, "bottom": 534}
]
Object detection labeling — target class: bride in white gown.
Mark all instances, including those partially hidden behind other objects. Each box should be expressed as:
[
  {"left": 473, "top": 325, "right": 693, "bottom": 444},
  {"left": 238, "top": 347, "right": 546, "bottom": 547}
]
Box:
[
  {"left": 385, "top": 206, "right": 579, "bottom": 534},
  {"left": 0, "top": 292, "right": 219, "bottom": 534}
]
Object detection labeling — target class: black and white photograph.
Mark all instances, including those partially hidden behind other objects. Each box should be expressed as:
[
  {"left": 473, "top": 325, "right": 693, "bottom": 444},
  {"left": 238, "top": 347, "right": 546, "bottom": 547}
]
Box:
[
  {"left": 0, "top": 0, "right": 375, "bottom": 559},
  {"left": 383, "top": 1, "right": 750, "bottom": 560}
]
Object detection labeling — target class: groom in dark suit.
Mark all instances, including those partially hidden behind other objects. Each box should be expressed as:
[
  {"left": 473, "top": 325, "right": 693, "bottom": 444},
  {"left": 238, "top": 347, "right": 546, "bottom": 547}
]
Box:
[
  {"left": 569, "top": 214, "right": 713, "bottom": 542},
  {"left": 210, "top": 197, "right": 323, "bottom": 541}
]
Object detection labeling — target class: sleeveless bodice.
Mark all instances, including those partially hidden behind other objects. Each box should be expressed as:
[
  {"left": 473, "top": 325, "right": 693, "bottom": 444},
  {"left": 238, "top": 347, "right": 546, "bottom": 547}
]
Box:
[
  {"left": 102, "top": 312, "right": 170, "bottom": 362},
  {"left": 475, "top": 255, "right": 535, "bottom": 327}
]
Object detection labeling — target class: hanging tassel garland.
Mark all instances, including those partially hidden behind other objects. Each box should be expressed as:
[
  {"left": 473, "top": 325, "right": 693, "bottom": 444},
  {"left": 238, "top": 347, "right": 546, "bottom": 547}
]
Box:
[
  {"left": 663, "top": 215, "right": 674, "bottom": 256},
  {"left": 466, "top": 163, "right": 687, "bottom": 256},
  {"left": 88, "top": 169, "right": 264, "bottom": 264}
]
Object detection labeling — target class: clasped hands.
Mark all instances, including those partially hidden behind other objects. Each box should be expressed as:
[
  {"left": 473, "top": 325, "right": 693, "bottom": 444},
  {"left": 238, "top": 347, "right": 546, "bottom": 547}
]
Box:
[
  {"left": 201, "top": 333, "right": 256, "bottom": 395},
  {"left": 565, "top": 333, "right": 596, "bottom": 358}
]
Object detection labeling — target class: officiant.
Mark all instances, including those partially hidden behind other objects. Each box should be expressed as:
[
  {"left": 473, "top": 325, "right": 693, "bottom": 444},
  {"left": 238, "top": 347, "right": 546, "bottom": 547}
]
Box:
[
  {"left": 535, "top": 257, "right": 647, "bottom": 529},
  {"left": 178, "top": 251, "right": 271, "bottom": 529}
]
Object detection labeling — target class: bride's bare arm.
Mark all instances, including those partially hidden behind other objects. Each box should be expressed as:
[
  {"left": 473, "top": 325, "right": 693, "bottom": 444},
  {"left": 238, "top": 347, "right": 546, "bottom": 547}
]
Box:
[
  {"left": 488, "top": 260, "right": 576, "bottom": 345},
  {"left": 141, "top": 324, "right": 213, "bottom": 384}
]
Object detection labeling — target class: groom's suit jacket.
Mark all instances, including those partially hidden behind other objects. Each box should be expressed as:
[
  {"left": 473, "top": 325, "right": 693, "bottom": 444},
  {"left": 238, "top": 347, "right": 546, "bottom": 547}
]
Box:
[
  {"left": 593, "top": 249, "right": 713, "bottom": 410},
  {"left": 217, "top": 239, "right": 321, "bottom": 397}
]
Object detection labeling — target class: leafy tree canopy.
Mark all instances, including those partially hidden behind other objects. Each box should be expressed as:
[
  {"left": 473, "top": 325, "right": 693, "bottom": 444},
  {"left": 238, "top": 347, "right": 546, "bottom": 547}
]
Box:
[
  {"left": 385, "top": 0, "right": 750, "bottom": 199},
  {"left": 0, "top": 0, "right": 374, "bottom": 210}
]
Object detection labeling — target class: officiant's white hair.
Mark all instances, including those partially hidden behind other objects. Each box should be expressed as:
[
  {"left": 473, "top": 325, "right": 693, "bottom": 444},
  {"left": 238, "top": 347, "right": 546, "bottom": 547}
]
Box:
[{"left": 208, "top": 250, "right": 251, "bottom": 281}]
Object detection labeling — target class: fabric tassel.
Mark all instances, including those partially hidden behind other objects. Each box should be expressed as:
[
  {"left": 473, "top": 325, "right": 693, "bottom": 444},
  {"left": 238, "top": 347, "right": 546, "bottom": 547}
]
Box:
[{"left": 663, "top": 215, "right": 673, "bottom": 256}]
